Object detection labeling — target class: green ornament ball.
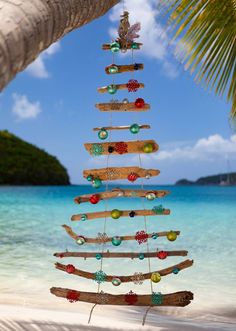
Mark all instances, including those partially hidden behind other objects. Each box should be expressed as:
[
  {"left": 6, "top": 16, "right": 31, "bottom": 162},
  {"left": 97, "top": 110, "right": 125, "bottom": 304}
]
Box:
[
  {"left": 86, "top": 175, "right": 93, "bottom": 182},
  {"left": 80, "top": 214, "right": 87, "bottom": 222},
  {"left": 92, "top": 178, "right": 102, "bottom": 189},
  {"left": 143, "top": 143, "right": 154, "bottom": 153},
  {"left": 131, "top": 42, "right": 138, "bottom": 49},
  {"left": 95, "top": 253, "right": 102, "bottom": 260},
  {"left": 107, "top": 84, "right": 117, "bottom": 94},
  {"left": 108, "top": 65, "right": 119, "bottom": 74},
  {"left": 111, "top": 236, "right": 122, "bottom": 246},
  {"left": 139, "top": 253, "right": 145, "bottom": 260},
  {"left": 111, "top": 209, "right": 122, "bottom": 219},
  {"left": 129, "top": 123, "right": 140, "bottom": 134},
  {"left": 112, "top": 277, "right": 121, "bottom": 286},
  {"left": 110, "top": 41, "right": 120, "bottom": 52},
  {"left": 98, "top": 128, "right": 108, "bottom": 140}
]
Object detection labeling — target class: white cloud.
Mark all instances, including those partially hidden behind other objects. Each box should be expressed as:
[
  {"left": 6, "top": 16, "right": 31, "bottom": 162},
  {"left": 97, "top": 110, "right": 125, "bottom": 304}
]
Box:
[
  {"left": 144, "top": 134, "right": 236, "bottom": 163},
  {"left": 12, "top": 94, "right": 42, "bottom": 120},
  {"left": 26, "top": 42, "right": 61, "bottom": 78},
  {"left": 26, "top": 57, "right": 49, "bottom": 78},
  {"left": 109, "top": 0, "right": 178, "bottom": 78},
  {"left": 44, "top": 42, "right": 61, "bottom": 56}
]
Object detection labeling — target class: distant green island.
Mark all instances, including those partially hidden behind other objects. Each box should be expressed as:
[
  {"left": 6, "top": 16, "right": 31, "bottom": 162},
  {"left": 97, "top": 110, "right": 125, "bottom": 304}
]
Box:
[
  {"left": 0, "top": 130, "right": 70, "bottom": 185},
  {"left": 176, "top": 172, "right": 236, "bottom": 186}
]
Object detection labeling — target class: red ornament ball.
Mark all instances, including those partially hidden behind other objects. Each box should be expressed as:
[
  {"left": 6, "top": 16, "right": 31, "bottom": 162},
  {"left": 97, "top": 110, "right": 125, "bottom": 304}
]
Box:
[
  {"left": 157, "top": 251, "right": 168, "bottom": 260},
  {"left": 114, "top": 142, "right": 128, "bottom": 154},
  {"left": 66, "top": 264, "right": 76, "bottom": 274},
  {"left": 89, "top": 194, "right": 100, "bottom": 204},
  {"left": 126, "top": 79, "right": 140, "bottom": 92},
  {"left": 127, "top": 172, "right": 139, "bottom": 182},
  {"left": 125, "top": 290, "right": 138, "bottom": 305},
  {"left": 135, "top": 98, "right": 145, "bottom": 108},
  {"left": 66, "top": 290, "right": 80, "bottom": 303},
  {"left": 135, "top": 230, "right": 149, "bottom": 244}
]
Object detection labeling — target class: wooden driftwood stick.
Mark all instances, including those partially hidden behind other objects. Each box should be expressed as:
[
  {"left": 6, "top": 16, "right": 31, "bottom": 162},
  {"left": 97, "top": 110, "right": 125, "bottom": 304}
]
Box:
[
  {"left": 93, "top": 125, "right": 150, "bottom": 131},
  {"left": 71, "top": 208, "right": 170, "bottom": 221},
  {"left": 98, "top": 83, "right": 144, "bottom": 94},
  {"left": 50, "top": 288, "right": 193, "bottom": 307},
  {"left": 95, "top": 102, "right": 150, "bottom": 112},
  {"left": 83, "top": 167, "right": 160, "bottom": 181},
  {"left": 54, "top": 250, "right": 188, "bottom": 259},
  {"left": 105, "top": 63, "right": 144, "bottom": 74},
  {"left": 84, "top": 140, "right": 158, "bottom": 156},
  {"left": 102, "top": 42, "right": 143, "bottom": 50},
  {"left": 74, "top": 188, "right": 170, "bottom": 204},
  {"left": 62, "top": 225, "right": 180, "bottom": 244},
  {"left": 55, "top": 259, "right": 193, "bottom": 282}
]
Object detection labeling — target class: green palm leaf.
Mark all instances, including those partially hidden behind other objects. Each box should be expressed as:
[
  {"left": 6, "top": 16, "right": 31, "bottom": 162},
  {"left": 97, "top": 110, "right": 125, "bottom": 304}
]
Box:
[{"left": 161, "top": 0, "right": 236, "bottom": 120}]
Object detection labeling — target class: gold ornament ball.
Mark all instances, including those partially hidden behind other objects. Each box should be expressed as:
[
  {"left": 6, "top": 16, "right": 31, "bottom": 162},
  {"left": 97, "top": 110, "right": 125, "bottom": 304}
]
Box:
[
  {"left": 111, "top": 209, "right": 122, "bottom": 219},
  {"left": 143, "top": 143, "right": 154, "bottom": 153},
  {"left": 151, "top": 272, "right": 161, "bottom": 283},
  {"left": 167, "top": 231, "right": 177, "bottom": 241}
]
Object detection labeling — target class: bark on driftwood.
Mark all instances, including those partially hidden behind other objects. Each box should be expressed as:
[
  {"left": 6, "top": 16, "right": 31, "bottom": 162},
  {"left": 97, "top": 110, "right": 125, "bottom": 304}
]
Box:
[
  {"left": 55, "top": 259, "right": 193, "bottom": 282},
  {"left": 83, "top": 166, "right": 160, "bottom": 181},
  {"left": 50, "top": 287, "right": 194, "bottom": 307},
  {"left": 74, "top": 188, "right": 169, "bottom": 204},
  {"left": 62, "top": 224, "right": 180, "bottom": 244},
  {"left": 95, "top": 102, "right": 150, "bottom": 112},
  {"left": 98, "top": 83, "right": 145, "bottom": 93},
  {"left": 0, "top": 0, "right": 119, "bottom": 91},
  {"left": 84, "top": 140, "right": 159, "bottom": 156},
  {"left": 54, "top": 250, "right": 188, "bottom": 259},
  {"left": 93, "top": 125, "right": 150, "bottom": 131},
  {"left": 105, "top": 63, "right": 144, "bottom": 74},
  {"left": 102, "top": 42, "right": 142, "bottom": 50},
  {"left": 71, "top": 208, "right": 171, "bottom": 221}
]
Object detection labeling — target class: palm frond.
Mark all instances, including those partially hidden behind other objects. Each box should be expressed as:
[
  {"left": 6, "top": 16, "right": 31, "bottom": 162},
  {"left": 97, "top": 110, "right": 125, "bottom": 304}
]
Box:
[{"left": 161, "top": 0, "right": 236, "bottom": 120}]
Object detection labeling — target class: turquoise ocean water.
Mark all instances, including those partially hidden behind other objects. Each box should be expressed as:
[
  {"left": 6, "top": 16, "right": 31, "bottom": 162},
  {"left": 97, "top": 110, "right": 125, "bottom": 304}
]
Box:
[{"left": 0, "top": 185, "right": 236, "bottom": 325}]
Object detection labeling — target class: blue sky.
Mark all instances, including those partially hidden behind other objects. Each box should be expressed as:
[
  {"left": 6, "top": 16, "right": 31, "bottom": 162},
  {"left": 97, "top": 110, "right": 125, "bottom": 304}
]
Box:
[{"left": 0, "top": 0, "right": 235, "bottom": 184}]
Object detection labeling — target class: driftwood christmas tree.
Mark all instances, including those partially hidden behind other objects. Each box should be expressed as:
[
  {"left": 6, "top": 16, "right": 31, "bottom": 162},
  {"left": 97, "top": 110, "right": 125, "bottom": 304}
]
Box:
[{"left": 51, "top": 10, "right": 193, "bottom": 325}]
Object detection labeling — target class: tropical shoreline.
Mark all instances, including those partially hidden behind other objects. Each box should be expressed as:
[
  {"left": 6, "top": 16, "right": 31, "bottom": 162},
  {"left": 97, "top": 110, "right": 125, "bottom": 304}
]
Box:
[
  {"left": 1, "top": 185, "right": 235, "bottom": 330},
  {"left": 1, "top": 303, "right": 236, "bottom": 331}
]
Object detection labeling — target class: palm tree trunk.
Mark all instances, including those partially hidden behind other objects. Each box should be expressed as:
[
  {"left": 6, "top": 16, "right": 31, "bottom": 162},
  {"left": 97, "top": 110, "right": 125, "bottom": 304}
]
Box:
[{"left": 0, "top": 0, "right": 119, "bottom": 91}]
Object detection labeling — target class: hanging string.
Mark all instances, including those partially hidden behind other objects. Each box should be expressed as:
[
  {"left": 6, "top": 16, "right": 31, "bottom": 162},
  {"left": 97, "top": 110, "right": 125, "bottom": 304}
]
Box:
[
  {"left": 88, "top": 304, "right": 97, "bottom": 324},
  {"left": 88, "top": 41, "right": 114, "bottom": 326},
  {"left": 131, "top": 43, "right": 153, "bottom": 290},
  {"left": 142, "top": 306, "right": 152, "bottom": 326},
  {"left": 131, "top": 41, "right": 154, "bottom": 326},
  {"left": 122, "top": 0, "right": 126, "bottom": 12},
  {"left": 137, "top": 152, "right": 154, "bottom": 295}
]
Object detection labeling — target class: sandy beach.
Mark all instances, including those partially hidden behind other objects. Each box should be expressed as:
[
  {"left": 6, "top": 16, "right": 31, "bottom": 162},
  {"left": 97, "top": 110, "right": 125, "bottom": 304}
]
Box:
[
  {"left": 1, "top": 186, "right": 236, "bottom": 331},
  {"left": 1, "top": 303, "right": 236, "bottom": 331}
]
